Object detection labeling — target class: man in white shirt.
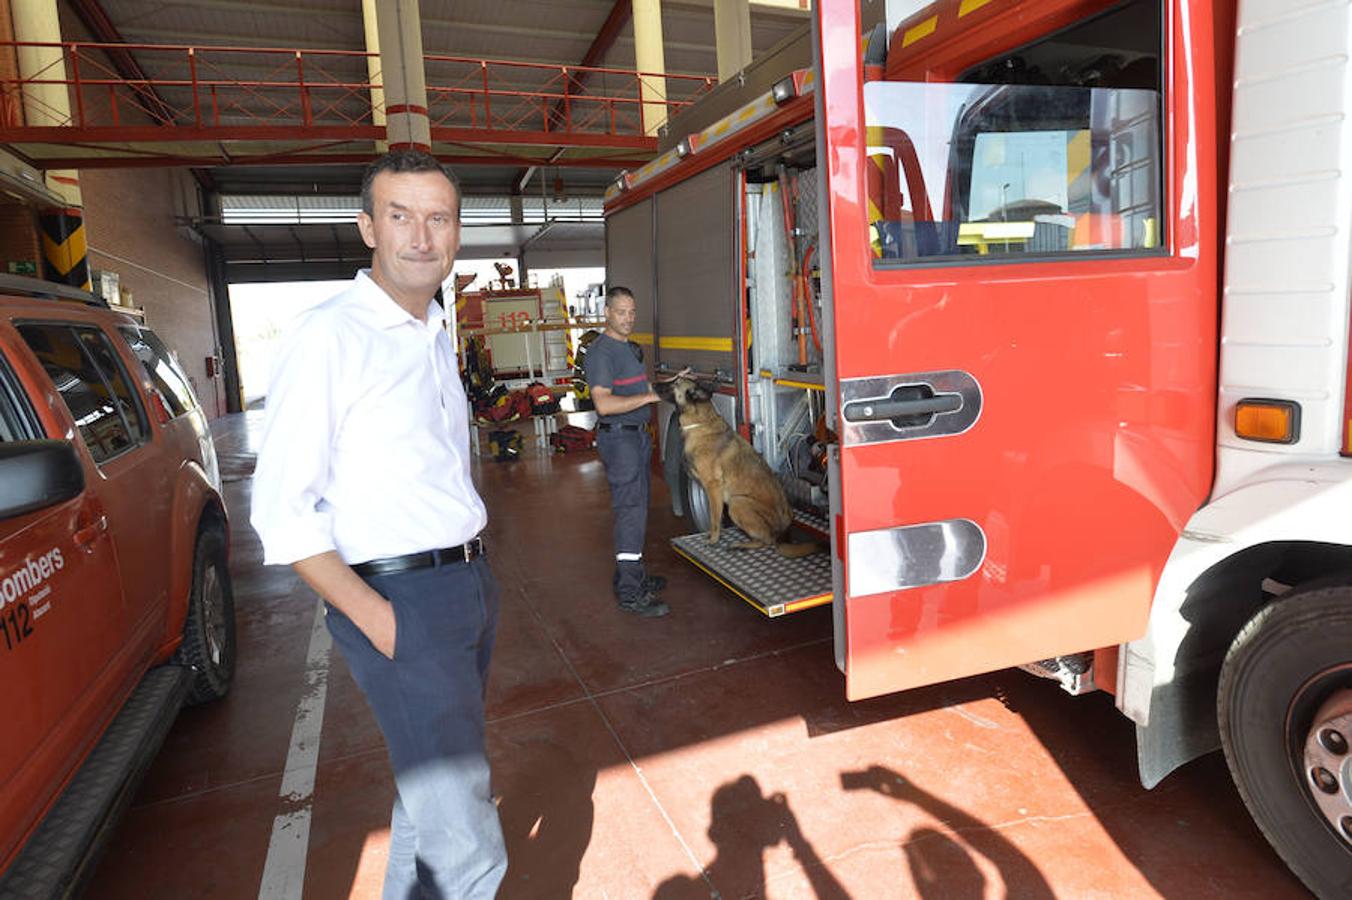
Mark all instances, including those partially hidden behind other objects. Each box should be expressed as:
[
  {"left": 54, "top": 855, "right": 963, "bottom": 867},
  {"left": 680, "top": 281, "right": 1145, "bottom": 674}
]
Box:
[{"left": 251, "top": 150, "right": 506, "bottom": 898}]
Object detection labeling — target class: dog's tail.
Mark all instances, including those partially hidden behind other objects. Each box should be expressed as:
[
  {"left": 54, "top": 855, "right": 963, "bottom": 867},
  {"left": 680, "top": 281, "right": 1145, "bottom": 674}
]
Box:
[{"left": 774, "top": 541, "right": 822, "bottom": 558}]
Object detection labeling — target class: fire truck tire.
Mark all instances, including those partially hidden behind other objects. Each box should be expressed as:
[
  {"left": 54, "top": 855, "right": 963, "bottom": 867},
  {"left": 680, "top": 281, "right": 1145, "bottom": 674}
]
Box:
[
  {"left": 1217, "top": 584, "right": 1352, "bottom": 899},
  {"left": 683, "top": 467, "right": 713, "bottom": 534},
  {"left": 172, "top": 526, "right": 237, "bottom": 705}
]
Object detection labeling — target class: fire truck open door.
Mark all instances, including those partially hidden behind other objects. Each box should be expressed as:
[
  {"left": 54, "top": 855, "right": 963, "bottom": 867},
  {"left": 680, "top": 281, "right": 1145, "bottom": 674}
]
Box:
[{"left": 815, "top": 0, "right": 1222, "bottom": 701}]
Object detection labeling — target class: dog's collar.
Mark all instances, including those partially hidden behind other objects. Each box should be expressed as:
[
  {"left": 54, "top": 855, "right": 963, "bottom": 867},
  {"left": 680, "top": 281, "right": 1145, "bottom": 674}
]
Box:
[{"left": 681, "top": 422, "right": 704, "bottom": 431}]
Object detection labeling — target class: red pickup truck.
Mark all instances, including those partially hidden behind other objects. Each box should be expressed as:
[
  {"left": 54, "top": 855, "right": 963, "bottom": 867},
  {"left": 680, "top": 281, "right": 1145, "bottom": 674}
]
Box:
[{"left": 0, "top": 275, "right": 236, "bottom": 896}]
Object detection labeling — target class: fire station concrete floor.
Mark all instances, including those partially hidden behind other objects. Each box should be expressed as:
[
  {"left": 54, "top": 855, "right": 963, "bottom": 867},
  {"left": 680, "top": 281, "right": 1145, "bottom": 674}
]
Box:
[{"left": 87, "top": 412, "right": 1310, "bottom": 899}]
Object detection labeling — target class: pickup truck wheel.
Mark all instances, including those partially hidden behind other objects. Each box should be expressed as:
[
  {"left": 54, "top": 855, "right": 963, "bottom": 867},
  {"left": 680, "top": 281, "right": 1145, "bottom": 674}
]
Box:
[
  {"left": 173, "top": 527, "right": 236, "bottom": 704},
  {"left": 1218, "top": 585, "right": 1352, "bottom": 899}
]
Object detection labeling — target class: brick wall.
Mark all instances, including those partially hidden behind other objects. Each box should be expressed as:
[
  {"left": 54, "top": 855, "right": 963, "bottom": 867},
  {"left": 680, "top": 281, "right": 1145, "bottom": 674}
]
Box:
[
  {"left": 80, "top": 167, "right": 225, "bottom": 419},
  {"left": 0, "top": 202, "right": 38, "bottom": 273}
]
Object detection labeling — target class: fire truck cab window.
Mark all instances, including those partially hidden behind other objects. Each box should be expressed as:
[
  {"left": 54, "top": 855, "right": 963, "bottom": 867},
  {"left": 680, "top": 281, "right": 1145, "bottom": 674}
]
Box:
[{"left": 866, "top": 0, "right": 1161, "bottom": 266}]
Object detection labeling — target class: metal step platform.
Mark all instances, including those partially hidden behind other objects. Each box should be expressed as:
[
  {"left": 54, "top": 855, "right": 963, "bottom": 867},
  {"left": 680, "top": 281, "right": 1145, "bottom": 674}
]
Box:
[{"left": 671, "top": 509, "right": 833, "bottom": 617}]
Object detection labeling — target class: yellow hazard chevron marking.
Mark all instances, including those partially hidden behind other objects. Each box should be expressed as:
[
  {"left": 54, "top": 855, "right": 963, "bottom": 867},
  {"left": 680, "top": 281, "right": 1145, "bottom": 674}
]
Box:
[
  {"left": 41, "top": 227, "right": 87, "bottom": 279},
  {"left": 902, "top": 15, "right": 938, "bottom": 47},
  {"left": 658, "top": 335, "right": 734, "bottom": 352},
  {"left": 959, "top": 0, "right": 996, "bottom": 16}
]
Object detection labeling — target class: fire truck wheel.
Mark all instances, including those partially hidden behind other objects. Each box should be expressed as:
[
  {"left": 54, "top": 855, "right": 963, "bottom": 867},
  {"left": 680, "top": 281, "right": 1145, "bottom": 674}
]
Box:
[
  {"left": 1218, "top": 584, "right": 1352, "bottom": 899},
  {"left": 173, "top": 526, "right": 237, "bottom": 705},
  {"left": 683, "top": 467, "right": 713, "bottom": 534}
]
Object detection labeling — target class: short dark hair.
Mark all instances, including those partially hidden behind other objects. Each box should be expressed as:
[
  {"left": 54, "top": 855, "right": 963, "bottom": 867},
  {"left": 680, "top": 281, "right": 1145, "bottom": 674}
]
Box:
[
  {"left": 605, "top": 286, "right": 634, "bottom": 307},
  {"left": 360, "top": 149, "right": 461, "bottom": 216}
]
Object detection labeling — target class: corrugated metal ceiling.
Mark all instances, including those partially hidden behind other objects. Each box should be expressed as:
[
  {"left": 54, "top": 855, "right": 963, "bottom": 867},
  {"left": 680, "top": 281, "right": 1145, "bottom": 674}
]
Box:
[
  {"left": 98, "top": 0, "right": 805, "bottom": 78},
  {"left": 80, "top": 0, "right": 809, "bottom": 197}
]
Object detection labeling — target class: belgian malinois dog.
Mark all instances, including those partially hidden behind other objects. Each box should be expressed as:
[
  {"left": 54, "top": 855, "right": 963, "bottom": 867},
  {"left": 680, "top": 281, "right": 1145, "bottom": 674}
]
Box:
[{"left": 660, "top": 377, "right": 819, "bottom": 558}]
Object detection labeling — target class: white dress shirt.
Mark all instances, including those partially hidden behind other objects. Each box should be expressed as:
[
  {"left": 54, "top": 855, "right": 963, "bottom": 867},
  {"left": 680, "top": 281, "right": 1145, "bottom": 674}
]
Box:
[{"left": 251, "top": 270, "right": 487, "bottom": 566}]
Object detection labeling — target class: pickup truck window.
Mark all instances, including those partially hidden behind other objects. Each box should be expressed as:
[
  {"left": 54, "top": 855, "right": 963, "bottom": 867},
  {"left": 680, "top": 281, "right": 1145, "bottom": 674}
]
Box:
[
  {"left": 75, "top": 328, "right": 148, "bottom": 443},
  {"left": 119, "top": 326, "right": 197, "bottom": 417},
  {"left": 16, "top": 324, "right": 147, "bottom": 464},
  {"left": 0, "top": 356, "right": 37, "bottom": 442}
]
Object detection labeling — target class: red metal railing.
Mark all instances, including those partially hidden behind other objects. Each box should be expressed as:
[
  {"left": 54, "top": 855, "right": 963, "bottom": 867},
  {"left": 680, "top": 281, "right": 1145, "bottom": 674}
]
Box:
[
  {"left": 0, "top": 40, "right": 714, "bottom": 146},
  {"left": 421, "top": 53, "right": 708, "bottom": 137}
]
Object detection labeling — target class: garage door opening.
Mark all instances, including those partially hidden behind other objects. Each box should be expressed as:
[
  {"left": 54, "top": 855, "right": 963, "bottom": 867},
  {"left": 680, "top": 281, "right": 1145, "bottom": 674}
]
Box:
[{"left": 229, "top": 265, "right": 606, "bottom": 408}]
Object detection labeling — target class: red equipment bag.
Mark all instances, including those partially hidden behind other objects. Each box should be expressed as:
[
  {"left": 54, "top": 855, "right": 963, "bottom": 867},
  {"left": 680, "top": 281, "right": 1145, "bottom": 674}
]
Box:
[
  {"left": 549, "top": 424, "right": 595, "bottom": 453},
  {"left": 526, "top": 381, "right": 560, "bottom": 415}
]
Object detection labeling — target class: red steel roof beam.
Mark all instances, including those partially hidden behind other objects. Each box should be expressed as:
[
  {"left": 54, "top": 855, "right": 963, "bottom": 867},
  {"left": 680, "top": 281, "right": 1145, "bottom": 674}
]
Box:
[
  {"left": 558, "top": 0, "right": 632, "bottom": 125},
  {"left": 66, "top": 0, "right": 177, "bottom": 124},
  {"left": 50, "top": 152, "right": 654, "bottom": 170},
  {"left": 513, "top": 0, "right": 632, "bottom": 188}
]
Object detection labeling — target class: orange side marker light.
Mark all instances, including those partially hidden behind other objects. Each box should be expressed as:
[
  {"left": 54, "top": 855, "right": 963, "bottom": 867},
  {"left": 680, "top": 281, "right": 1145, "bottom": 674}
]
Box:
[{"left": 1235, "top": 399, "right": 1300, "bottom": 444}]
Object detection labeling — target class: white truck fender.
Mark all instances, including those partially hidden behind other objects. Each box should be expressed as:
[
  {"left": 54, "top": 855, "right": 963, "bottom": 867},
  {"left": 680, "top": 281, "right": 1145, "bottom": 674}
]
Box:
[{"left": 1120, "top": 461, "right": 1352, "bottom": 787}]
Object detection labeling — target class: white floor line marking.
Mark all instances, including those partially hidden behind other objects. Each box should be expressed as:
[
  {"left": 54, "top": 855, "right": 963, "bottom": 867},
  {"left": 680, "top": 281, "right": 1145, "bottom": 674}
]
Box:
[{"left": 258, "top": 599, "right": 332, "bottom": 900}]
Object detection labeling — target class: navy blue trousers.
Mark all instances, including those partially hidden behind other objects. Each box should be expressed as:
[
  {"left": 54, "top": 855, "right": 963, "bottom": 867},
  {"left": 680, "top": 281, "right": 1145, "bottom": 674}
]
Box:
[
  {"left": 595, "top": 427, "right": 651, "bottom": 599},
  {"left": 324, "top": 556, "right": 506, "bottom": 899}
]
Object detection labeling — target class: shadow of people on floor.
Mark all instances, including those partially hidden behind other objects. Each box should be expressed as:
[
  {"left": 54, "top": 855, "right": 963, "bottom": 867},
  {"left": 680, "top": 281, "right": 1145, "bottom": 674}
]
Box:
[
  {"left": 495, "top": 739, "right": 597, "bottom": 898},
  {"left": 653, "top": 774, "right": 851, "bottom": 900},
  {"left": 842, "top": 764, "right": 1055, "bottom": 900},
  {"left": 904, "top": 827, "right": 986, "bottom": 900}
]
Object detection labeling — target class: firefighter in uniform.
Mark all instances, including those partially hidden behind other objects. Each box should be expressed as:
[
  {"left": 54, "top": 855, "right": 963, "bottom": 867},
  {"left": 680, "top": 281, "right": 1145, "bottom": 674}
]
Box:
[{"left": 585, "top": 286, "right": 685, "bottom": 617}]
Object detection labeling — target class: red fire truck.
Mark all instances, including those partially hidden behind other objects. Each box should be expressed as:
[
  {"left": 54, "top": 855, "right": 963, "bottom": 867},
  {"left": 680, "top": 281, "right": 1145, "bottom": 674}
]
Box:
[{"left": 604, "top": 0, "right": 1352, "bottom": 894}]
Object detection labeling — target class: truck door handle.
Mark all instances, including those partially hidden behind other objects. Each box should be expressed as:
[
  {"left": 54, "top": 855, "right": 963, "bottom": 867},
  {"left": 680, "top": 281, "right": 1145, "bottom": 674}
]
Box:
[
  {"left": 842, "top": 393, "right": 962, "bottom": 424},
  {"left": 840, "top": 370, "right": 982, "bottom": 446},
  {"left": 73, "top": 515, "right": 108, "bottom": 547}
]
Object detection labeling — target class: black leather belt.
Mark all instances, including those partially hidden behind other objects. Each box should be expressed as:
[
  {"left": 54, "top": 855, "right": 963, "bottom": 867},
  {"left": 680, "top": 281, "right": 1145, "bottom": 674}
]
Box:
[
  {"left": 351, "top": 537, "right": 485, "bottom": 577},
  {"left": 597, "top": 423, "right": 642, "bottom": 431}
]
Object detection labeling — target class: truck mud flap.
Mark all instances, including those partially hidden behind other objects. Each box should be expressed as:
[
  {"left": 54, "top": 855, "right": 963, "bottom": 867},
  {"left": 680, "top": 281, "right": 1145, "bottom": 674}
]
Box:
[
  {"left": 671, "top": 509, "right": 832, "bottom": 617},
  {"left": 0, "top": 665, "right": 191, "bottom": 899}
]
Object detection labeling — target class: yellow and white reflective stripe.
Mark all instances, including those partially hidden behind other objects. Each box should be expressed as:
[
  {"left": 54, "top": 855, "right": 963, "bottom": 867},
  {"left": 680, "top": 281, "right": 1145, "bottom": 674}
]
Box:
[
  {"left": 694, "top": 92, "right": 778, "bottom": 155},
  {"left": 902, "top": 15, "right": 938, "bottom": 47},
  {"left": 774, "top": 378, "right": 825, "bottom": 392},
  {"left": 631, "top": 147, "right": 683, "bottom": 188},
  {"left": 657, "top": 335, "right": 734, "bottom": 352},
  {"left": 958, "top": 0, "right": 996, "bottom": 16}
]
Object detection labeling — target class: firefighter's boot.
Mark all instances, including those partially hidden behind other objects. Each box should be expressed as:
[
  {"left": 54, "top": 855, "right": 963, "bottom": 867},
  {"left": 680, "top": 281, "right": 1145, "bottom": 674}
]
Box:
[{"left": 618, "top": 589, "right": 670, "bottom": 618}]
